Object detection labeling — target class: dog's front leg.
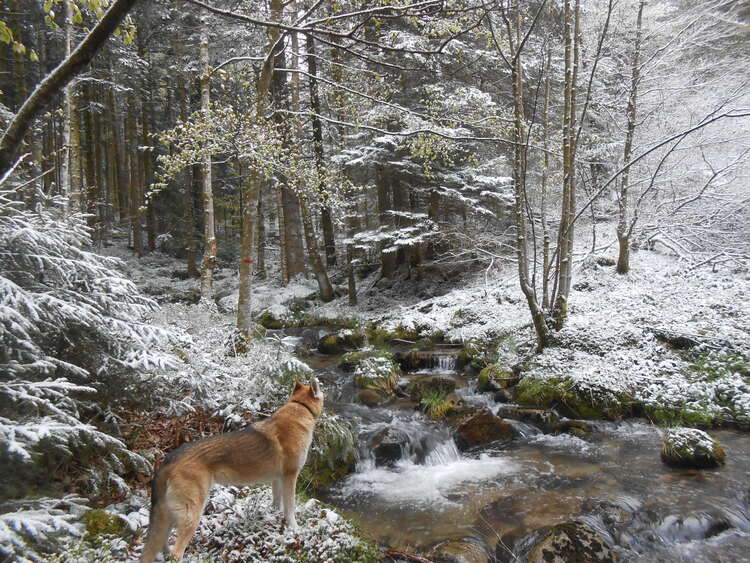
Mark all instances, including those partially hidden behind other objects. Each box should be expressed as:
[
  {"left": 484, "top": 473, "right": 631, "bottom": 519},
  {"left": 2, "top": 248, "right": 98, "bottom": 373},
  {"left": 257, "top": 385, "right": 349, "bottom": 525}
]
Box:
[
  {"left": 281, "top": 471, "right": 299, "bottom": 531},
  {"left": 272, "top": 478, "right": 283, "bottom": 512}
]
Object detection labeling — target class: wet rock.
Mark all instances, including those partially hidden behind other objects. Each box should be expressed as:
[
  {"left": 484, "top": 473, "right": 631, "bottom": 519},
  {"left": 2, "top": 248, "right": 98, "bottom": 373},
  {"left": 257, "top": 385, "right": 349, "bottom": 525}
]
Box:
[
  {"left": 498, "top": 406, "right": 561, "bottom": 433},
  {"left": 299, "top": 328, "right": 322, "bottom": 349},
  {"left": 407, "top": 375, "right": 457, "bottom": 402},
  {"left": 429, "top": 538, "right": 490, "bottom": 563},
  {"left": 454, "top": 409, "right": 517, "bottom": 450},
  {"left": 370, "top": 427, "right": 410, "bottom": 466},
  {"left": 655, "top": 512, "right": 732, "bottom": 543},
  {"left": 494, "top": 389, "right": 513, "bottom": 403},
  {"left": 581, "top": 497, "right": 640, "bottom": 529},
  {"left": 660, "top": 427, "right": 726, "bottom": 469},
  {"left": 356, "top": 389, "right": 390, "bottom": 407},
  {"left": 524, "top": 521, "right": 618, "bottom": 563},
  {"left": 559, "top": 419, "right": 594, "bottom": 437}
]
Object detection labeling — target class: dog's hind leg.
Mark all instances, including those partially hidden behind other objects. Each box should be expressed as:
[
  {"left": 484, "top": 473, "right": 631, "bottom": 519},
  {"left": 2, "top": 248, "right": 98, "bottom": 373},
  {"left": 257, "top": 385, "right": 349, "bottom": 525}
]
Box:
[
  {"left": 139, "top": 502, "right": 172, "bottom": 563},
  {"left": 272, "top": 478, "right": 282, "bottom": 511},
  {"left": 281, "top": 471, "right": 299, "bottom": 531},
  {"left": 168, "top": 482, "right": 208, "bottom": 562}
]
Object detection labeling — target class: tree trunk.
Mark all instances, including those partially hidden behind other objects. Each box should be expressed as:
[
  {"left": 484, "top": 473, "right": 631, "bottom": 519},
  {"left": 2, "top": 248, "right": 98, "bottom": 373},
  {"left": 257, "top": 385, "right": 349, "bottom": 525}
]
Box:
[
  {"left": 300, "top": 196, "right": 334, "bottom": 301},
  {"left": 616, "top": 0, "right": 645, "bottom": 275},
  {"left": 199, "top": 15, "right": 217, "bottom": 301},
  {"left": 306, "top": 35, "right": 337, "bottom": 267},
  {"left": 127, "top": 94, "right": 143, "bottom": 257},
  {"left": 506, "top": 4, "right": 550, "bottom": 351},
  {"left": 377, "top": 166, "right": 396, "bottom": 278},
  {"left": 237, "top": 164, "right": 259, "bottom": 333},
  {"left": 552, "top": 0, "right": 581, "bottom": 329},
  {"left": 255, "top": 189, "right": 266, "bottom": 279},
  {"left": 108, "top": 85, "right": 128, "bottom": 224}
]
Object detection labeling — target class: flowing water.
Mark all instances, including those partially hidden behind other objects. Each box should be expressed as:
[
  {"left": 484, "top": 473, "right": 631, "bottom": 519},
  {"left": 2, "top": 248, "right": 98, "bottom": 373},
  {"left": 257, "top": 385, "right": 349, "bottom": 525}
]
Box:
[{"left": 292, "top": 338, "right": 750, "bottom": 561}]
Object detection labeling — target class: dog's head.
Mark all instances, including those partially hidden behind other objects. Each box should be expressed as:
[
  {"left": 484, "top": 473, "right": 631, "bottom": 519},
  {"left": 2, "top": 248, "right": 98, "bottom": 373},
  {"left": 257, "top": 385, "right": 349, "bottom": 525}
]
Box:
[{"left": 291, "top": 376, "right": 324, "bottom": 416}]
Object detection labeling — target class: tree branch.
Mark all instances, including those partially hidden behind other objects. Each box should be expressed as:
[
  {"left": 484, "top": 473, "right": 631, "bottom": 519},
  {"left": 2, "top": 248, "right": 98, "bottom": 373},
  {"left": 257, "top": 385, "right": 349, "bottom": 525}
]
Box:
[{"left": 0, "top": 0, "right": 139, "bottom": 177}]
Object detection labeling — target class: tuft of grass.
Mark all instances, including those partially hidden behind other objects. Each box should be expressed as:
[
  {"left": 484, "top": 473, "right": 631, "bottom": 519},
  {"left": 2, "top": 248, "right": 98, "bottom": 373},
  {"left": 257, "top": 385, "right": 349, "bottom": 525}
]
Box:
[{"left": 420, "top": 389, "right": 453, "bottom": 419}]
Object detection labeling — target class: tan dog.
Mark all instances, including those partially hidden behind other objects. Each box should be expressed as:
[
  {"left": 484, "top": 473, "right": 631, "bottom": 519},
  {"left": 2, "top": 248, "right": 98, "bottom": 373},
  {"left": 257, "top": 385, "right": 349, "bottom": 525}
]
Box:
[{"left": 139, "top": 377, "right": 324, "bottom": 562}]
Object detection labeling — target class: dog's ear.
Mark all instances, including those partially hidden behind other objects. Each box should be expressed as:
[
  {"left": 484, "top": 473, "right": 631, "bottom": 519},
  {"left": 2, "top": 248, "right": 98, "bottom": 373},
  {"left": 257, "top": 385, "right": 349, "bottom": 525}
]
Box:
[
  {"left": 310, "top": 377, "right": 323, "bottom": 400},
  {"left": 293, "top": 377, "right": 303, "bottom": 392}
]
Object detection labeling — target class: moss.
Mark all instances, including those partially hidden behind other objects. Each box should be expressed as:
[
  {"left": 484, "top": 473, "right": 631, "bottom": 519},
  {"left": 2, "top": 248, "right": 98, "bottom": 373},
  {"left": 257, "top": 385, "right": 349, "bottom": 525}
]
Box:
[
  {"left": 478, "top": 364, "right": 517, "bottom": 392},
  {"left": 82, "top": 509, "right": 131, "bottom": 541},
  {"left": 257, "top": 310, "right": 288, "bottom": 329},
  {"left": 644, "top": 405, "right": 718, "bottom": 428},
  {"left": 516, "top": 376, "right": 635, "bottom": 420},
  {"left": 456, "top": 342, "right": 488, "bottom": 375},
  {"left": 172, "top": 346, "right": 189, "bottom": 363},
  {"left": 298, "top": 413, "right": 357, "bottom": 493}
]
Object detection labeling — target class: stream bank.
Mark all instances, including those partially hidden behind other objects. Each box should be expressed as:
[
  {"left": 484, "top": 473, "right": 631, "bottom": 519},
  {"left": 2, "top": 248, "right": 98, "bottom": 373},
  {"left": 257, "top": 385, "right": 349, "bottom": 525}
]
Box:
[{"left": 287, "top": 331, "right": 750, "bottom": 562}]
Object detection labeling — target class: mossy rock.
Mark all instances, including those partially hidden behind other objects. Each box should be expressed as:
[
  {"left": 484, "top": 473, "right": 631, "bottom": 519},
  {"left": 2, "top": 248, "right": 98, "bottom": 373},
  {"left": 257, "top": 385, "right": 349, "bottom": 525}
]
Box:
[
  {"left": 317, "top": 329, "right": 366, "bottom": 355},
  {"left": 661, "top": 427, "right": 726, "bottom": 469},
  {"left": 407, "top": 375, "right": 457, "bottom": 403},
  {"left": 356, "top": 388, "right": 390, "bottom": 407},
  {"left": 525, "top": 521, "right": 618, "bottom": 563},
  {"left": 478, "top": 364, "right": 518, "bottom": 392},
  {"left": 340, "top": 348, "right": 395, "bottom": 372},
  {"left": 454, "top": 410, "right": 517, "bottom": 450},
  {"left": 515, "top": 376, "right": 635, "bottom": 420},
  {"left": 352, "top": 353, "right": 400, "bottom": 393},
  {"left": 82, "top": 509, "right": 132, "bottom": 541},
  {"left": 257, "top": 310, "right": 289, "bottom": 329},
  {"left": 456, "top": 344, "right": 484, "bottom": 374},
  {"left": 364, "top": 323, "right": 422, "bottom": 346},
  {"left": 644, "top": 405, "right": 718, "bottom": 428},
  {"left": 298, "top": 413, "right": 357, "bottom": 492}
]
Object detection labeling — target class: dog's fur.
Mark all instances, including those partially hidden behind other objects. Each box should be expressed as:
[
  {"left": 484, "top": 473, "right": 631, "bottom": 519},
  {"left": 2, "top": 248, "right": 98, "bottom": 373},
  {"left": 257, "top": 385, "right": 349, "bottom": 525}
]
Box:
[{"left": 139, "top": 377, "right": 324, "bottom": 563}]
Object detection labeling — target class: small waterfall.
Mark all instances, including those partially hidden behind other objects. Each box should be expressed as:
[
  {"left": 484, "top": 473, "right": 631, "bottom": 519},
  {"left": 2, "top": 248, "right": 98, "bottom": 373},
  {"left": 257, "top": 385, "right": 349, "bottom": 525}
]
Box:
[
  {"left": 424, "top": 440, "right": 462, "bottom": 466},
  {"left": 422, "top": 352, "right": 457, "bottom": 372}
]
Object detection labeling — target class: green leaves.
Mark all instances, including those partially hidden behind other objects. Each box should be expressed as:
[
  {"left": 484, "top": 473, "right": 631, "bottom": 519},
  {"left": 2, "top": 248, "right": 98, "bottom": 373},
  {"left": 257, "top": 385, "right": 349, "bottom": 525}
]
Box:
[{"left": 0, "top": 21, "right": 12, "bottom": 45}]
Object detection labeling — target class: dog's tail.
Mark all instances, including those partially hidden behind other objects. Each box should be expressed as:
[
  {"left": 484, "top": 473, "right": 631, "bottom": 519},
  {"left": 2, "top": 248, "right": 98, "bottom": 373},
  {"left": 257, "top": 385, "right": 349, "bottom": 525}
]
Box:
[{"left": 139, "top": 470, "right": 172, "bottom": 563}]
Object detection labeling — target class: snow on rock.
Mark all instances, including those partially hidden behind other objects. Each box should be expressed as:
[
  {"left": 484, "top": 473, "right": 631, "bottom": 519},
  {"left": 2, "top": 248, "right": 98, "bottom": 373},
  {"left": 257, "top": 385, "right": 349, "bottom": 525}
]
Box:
[{"left": 660, "top": 427, "right": 726, "bottom": 468}]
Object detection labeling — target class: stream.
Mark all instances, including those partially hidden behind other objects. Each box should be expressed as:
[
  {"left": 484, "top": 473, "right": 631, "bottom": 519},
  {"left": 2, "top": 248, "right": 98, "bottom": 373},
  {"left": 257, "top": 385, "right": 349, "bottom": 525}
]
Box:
[{"left": 284, "top": 332, "right": 750, "bottom": 562}]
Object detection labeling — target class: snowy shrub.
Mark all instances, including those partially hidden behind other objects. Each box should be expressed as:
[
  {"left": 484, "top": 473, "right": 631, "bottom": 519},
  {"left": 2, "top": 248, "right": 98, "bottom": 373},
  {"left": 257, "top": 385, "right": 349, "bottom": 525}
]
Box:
[
  {"left": 190, "top": 487, "right": 379, "bottom": 562},
  {"left": 0, "top": 496, "right": 88, "bottom": 563},
  {"left": 0, "top": 180, "right": 174, "bottom": 557},
  {"left": 147, "top": 303, "right": 313, "bottom": 422}
]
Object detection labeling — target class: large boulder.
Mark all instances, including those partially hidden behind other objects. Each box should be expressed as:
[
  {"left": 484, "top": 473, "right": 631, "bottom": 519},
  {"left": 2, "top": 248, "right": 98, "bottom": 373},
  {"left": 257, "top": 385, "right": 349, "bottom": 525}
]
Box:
[
  {"left": 370, "top": 427, "right": 411, "bottom": 466},
  {"left": 454, "top": 410, "right": 517, "bottom": 450},
  {"left": 498, "top": 406, "right": 561, "bottom": 433},
  {"left": 660, "top": 427, "right": 726, "bottom": 469},
  {"left": 523, "top": 521, "right": 618, "bottom": 563},
  {"left": 515, "top": 376, "right": 635, "bottom": 420}
]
